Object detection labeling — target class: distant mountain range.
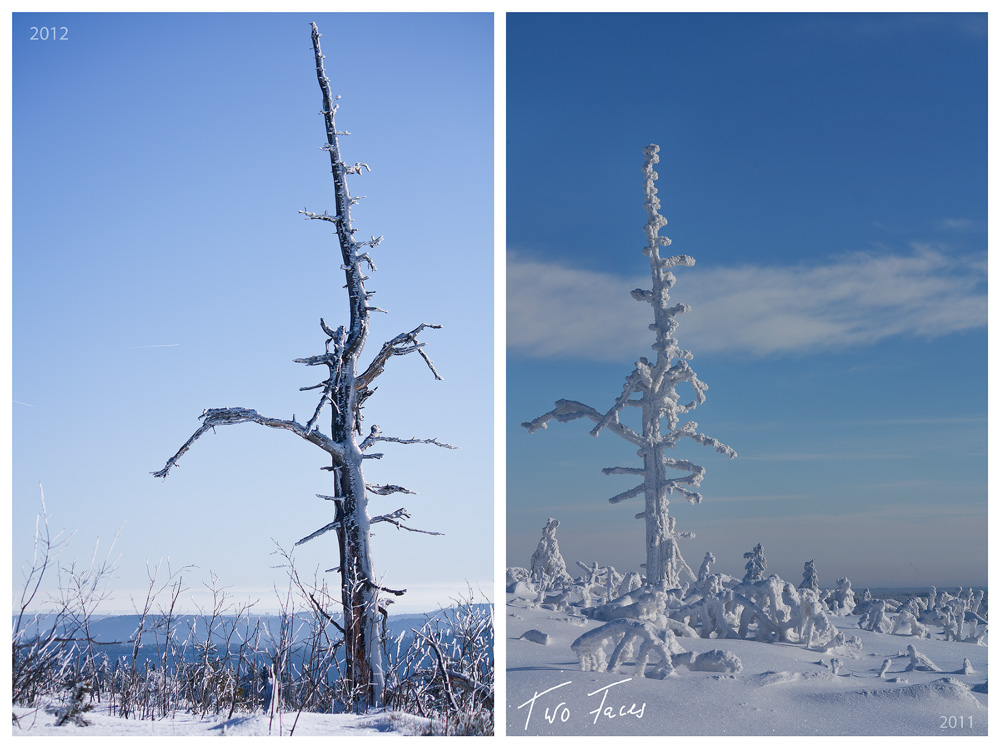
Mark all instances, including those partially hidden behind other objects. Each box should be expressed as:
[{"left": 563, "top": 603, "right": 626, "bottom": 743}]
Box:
[{"left": 13, "top": 603, "right": 493, "bottom": 650}]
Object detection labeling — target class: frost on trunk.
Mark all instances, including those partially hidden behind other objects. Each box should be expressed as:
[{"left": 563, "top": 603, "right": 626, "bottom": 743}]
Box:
[
  {"left": 523, "top": 145, "right": 735, "bottom": 588},
  {"left": 152, "top": 23, "right": 451, "bottom": 710}
]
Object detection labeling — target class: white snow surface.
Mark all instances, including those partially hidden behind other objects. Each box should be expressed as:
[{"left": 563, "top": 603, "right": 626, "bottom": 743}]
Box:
[
  {"left": 507, "top": 594, "right": 988, "bottom": 736},
  {"left": 12, "top": 702, "right": 434, "bottom": 736}
]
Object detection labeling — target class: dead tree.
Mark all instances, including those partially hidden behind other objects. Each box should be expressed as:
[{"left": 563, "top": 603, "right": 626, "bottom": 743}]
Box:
[
  {"left": 523, "top": 144, "right": 736, "bottom": 589},
  {"left": 153, "top": 23, "right": 451, "bottom": 709}
]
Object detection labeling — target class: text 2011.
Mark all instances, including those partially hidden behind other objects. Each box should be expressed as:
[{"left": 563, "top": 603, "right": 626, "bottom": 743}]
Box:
[
  {"left": 30, "top": 27, "right": 69, "bottom": 41},
  {"left": 940, "top": 715, "right": 972, "bottom": 729}
]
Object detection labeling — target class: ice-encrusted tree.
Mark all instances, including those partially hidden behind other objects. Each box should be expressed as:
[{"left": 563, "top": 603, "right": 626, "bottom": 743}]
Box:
[
  {"left": 800, "top": 559, "right": 819, "bottom": 590},
  {"left": 743, "top": 543, "right": 767, "bottom": 582},
  {"left": 152, "top": 23, "right": 451, "bottom": 709},
  {"left": 523, "top": 144, "right": 736, "bottom": 587},
  {"left": 528, "top": 518, "right": 572, "bottom": 587}
]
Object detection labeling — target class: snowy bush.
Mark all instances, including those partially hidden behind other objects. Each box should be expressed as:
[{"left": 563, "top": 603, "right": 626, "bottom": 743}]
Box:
[
  {"left": 673, "top": 649, "right": 742, "bottom": 674},
  {"left": 824, "top": 577, "right": 856, "bottom": 616},
  {"left": 858, "top": 600, "right": 892, "bottom": 634},
  {"left": 506, "top": 567, "right": 530, "bottom": 588},
  {"left": 571, "top": 619, "right": 683, "bottom": 679},
  {"left": 890, "top": 607, "right": 929, "bottom": 638}
]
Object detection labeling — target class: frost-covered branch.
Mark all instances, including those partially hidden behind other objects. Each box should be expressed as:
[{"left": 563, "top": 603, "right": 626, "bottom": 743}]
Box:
[
  {"left": 153, "top": 407, "right": 345, "bottom": 479},
  {"left": 359, "top": 425, "right": 457, "bottom": 452},
  {"left": 371, "top": 508, "right": 444, "bottom": 536},
  {"left": 295, "top": 520, "right": 341, "bottom": 547},
  {"left": 522, "top": 399, "right": 644, "bottom": 446},
  {"left": 356, "top": 323, "right": 444, "bottom": 389},
  {"left": 365, "top": 483, "right": 415, "bottom": 496}
]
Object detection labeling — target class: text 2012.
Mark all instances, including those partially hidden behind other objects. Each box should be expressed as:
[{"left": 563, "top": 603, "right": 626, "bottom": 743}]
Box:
[{"left": 30, "top": 27, "right": 69, "bottom": 41}]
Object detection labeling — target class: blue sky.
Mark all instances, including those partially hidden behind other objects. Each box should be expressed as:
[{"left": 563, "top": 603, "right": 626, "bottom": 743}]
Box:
[
  {"left": 12, "top": 12, "right": 493, "bottom": 613},
  {"left": 507, "top": 13, "right": 987, "bottom": 589}
]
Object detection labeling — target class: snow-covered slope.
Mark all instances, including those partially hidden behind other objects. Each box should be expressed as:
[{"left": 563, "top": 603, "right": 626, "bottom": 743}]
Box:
[
  {"left": 13, "top": 703, "right": 434, "bottom": 736},
  {"left": 507, "top": 595, "right": 987, "bottom": 736}
]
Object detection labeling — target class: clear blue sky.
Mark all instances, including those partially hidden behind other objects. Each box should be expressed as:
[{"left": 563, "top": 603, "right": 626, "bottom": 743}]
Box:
[
  {"left": 12, "top": 12, "right": 493, "bottom": 614},
  {"left": 507, "top": 13, "right": 987, "bottom": 589}
]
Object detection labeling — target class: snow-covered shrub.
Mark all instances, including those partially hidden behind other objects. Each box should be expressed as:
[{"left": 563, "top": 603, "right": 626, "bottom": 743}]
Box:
[
  {"left": 792, "top": 587, "right": 841, "bottom": 649},
  {"left": 672, "top": 588, "right": 739, "bottom": 639},
  {"left": 587, "top": 589, "right": 669, "bottom": 624},
  {"left": 673, "top": 649, "right": 742, "bottom": 674},
  {"left": 742, "top": 543, "right": 767, "bottom": 582},
  {"left": 815, "top": 631, "right": 863, "bottom": 656},
  {"left": 904, "top": 644, "right": 941, "bottom": 672},
  {"left": 506, "top": 567, "right": 530, "bottom": 588},
  {"left": 824, "top": 577, "right": 856, "bottom": 615},
  {"left": 890, "top": 607, "right": 929, "bottom": 638},
  {"left": 385, "top": 596, "right": 494, "bottom": 736},
  {"left": 858, "top": 600, "right": 892, "bottom": 633},
  {"left": 731, "top": 576, "right": 787, "bottom": 641},
  {"left": 571, "top": 619, "right": 683, "bottom": 679},
  {"left": 697, "top": 552, "right": 715, "bottom": 585},
  {"left": 970, "top": 589, "right": 985, "bottom": 616},
  {"left": 618, "top": 571, "right": 644, "bottom": 597}
]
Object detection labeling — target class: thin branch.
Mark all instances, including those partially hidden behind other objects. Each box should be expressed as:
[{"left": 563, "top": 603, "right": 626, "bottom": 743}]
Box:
[
  {"left": 299, "top": 209, "right": 342, "bottom": 224},
  {"left": 371, "top": 508, "right": 444, "bottom": 536},
  {"left": 370, "top": 434, "right": 457, "bottom": 450},
  {"left": 294, "top": 520, "right": 341, "bottom": 547}
]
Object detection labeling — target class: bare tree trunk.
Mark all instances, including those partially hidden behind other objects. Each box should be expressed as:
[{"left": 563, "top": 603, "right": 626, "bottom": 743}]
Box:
[{"left": 154, "top": 23, "right": 451, "bottom": 711}]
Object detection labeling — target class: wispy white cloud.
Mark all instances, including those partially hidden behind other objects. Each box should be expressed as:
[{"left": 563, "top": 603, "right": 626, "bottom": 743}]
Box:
[
  {"left": 938, "top": 217, "right": 986, "bottom": 233},
  {"left": 126, "top": 343, "right": 180, "bottom": 350},
  {"left": 508, "top": 245, "right": 985, "bottom": 360}
]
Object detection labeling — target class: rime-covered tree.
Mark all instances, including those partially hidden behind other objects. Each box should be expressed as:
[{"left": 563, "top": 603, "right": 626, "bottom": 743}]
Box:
[
  {"left": 743, "top": 543, "right": 767, "bottom": 582},
  {"left": 523, "top": 145, "right": 736, "bottom": 587},
  {"left": 528, "top": 518, "right": 571, "bottom": 587},
  {"left": 800, "top": 559, "right": 819, "bottom": 590},
  {"left": 152, "top": 23, "right": 451, "bottom": 709}
]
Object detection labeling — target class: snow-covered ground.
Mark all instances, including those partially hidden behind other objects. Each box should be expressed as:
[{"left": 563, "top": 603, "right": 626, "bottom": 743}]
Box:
[
  {"left": 12, "top": 702, "right": 434, "bottom": 736},
  {"left": 507, "top": 594, "right": 988, "bottom": 736}
]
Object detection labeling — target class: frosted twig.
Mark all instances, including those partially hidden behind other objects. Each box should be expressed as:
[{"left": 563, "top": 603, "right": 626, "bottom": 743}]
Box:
[
  {"left": 372, "top": 434, "right": 457, "bottom": 450},
  {"left": 299, "top": 209, "right": 341, "bottom": 224}
]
